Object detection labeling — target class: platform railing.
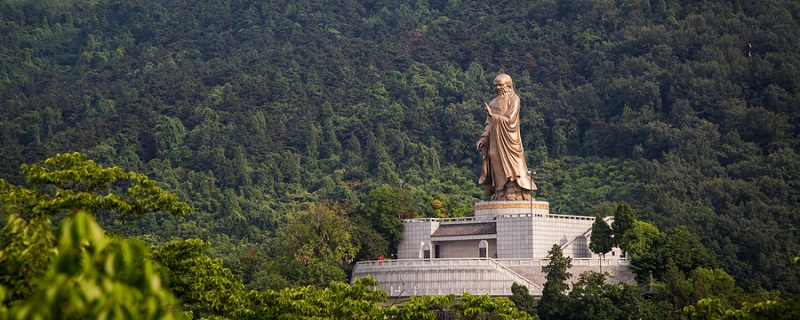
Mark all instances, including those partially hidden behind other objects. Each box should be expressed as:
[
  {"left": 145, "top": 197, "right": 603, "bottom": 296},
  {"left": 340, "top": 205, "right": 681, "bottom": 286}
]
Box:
[{"left": 496, "top": 257, "right": 629, "bottom": 267}]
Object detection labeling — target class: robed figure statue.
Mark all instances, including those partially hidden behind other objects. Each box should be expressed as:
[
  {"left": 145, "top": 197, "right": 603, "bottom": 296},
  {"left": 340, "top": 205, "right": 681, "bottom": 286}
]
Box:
[{"left": 476, "top": 74, "right": 537, "bottom": 201}]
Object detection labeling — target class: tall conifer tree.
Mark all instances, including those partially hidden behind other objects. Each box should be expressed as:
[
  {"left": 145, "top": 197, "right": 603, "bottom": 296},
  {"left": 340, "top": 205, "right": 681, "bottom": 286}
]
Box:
[
  {"left": 538, "top": 244, "right": 572, "bottom": 320},
  {"left": 612, "top": 201, "right": 636, "bottom": 251},
  {"left": 590, "top": 215, "right": 614, "bottom": 272}
]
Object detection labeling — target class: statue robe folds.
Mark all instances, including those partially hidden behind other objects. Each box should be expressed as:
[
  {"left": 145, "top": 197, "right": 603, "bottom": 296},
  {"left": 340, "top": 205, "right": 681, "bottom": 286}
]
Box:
[{"left": 478, "top": 92, "right": 536, "bottom": 200}]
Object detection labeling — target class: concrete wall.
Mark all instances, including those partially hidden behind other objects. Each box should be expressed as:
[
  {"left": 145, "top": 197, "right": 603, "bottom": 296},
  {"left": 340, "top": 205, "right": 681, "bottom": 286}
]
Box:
[
  {"left": 435, "top": 239, "right": 497, "bottom": 258},
  {"left": 496, "top": 215, "right": 535, "bottom": 258},
  {"left": 529, "top": 214, "right": 596, "bottom": 258},
  {"left": 398, "top": 219, "right": 438, "bottom": 259}
]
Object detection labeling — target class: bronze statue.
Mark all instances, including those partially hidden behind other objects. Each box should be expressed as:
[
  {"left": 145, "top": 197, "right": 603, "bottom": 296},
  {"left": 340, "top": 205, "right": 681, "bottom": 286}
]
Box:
[{"left": 476, "top": 74, "right": 536, "bottom": 201}]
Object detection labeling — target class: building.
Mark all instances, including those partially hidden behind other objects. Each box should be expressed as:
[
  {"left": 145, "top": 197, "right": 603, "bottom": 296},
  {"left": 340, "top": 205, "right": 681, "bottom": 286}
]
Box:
[{"left": 351, "top": 200, "right": 634, "bottom": 296}]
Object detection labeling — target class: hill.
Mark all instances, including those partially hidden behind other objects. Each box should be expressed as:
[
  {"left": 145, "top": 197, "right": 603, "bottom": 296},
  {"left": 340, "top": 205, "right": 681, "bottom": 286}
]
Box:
[{"left": 1, "top": 0, "right": 798, "bottom": 296}]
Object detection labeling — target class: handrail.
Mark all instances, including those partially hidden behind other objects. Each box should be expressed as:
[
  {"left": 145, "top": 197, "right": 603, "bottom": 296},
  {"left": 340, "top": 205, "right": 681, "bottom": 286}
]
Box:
[
  {"left": 402, "top": 216, "right": 495, "bottom": 224},
  {"left": 354, "top": 258, "right": 630, "bottom": 272},
  {"left": 403, "top": 213, "right": 601, "bottom": 224},
  {"left": 559, "top": 216, "right": 613, "bottom": 251},
  {"left": 497, "top": 213, "right": 596, "bottom": 221},
  {"left": 484, "top": 259, "right": 543, "bottom": 291}
]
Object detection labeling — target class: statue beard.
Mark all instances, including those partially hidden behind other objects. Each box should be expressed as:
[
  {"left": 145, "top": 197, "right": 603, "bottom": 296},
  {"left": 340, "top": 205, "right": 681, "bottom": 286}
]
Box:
[{"left": 495, "top": 88, "right": 511, "bottom": 97}]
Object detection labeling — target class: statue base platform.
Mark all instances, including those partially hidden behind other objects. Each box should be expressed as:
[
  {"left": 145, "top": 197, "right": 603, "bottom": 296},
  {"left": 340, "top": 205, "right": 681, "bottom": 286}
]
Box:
[{"left": 474, "top": 200, "right": 550, "bottom": 218}]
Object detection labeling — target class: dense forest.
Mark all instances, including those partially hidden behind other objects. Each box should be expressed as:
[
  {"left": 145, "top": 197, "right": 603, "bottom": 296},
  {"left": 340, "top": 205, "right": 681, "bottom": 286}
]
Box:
[{"left": 1, "top": 0, "right": 799, "bottom": 318}]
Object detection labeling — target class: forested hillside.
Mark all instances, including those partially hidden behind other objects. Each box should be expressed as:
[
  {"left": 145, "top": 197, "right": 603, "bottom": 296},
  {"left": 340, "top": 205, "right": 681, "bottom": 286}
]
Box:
[{"left": 1, "top": 0, "right": 799, "bottom": 299}]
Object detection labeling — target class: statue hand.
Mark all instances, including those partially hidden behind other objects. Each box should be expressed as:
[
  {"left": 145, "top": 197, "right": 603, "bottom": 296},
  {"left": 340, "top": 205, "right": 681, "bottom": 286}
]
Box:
[
  {"left": 476, "top": 139, "right": 484, "bottom": 150},
  {"left": 484, "top": 102, "right": 492, "bottom": 118}
]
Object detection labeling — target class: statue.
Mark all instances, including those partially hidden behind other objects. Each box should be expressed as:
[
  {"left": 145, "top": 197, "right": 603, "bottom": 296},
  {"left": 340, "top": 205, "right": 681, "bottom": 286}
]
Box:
[{"left": 476, "top": 74, "right": 536, "bottom": 201}]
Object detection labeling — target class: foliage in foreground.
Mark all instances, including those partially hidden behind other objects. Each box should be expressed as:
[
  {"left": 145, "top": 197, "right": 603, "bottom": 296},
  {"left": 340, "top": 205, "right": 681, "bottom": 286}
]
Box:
[
  {"left": 0, "top": 152, "right": 191, "bottom": 303},
  {"left": 2, "top": 212, "right": 183, "bottom": 319}
]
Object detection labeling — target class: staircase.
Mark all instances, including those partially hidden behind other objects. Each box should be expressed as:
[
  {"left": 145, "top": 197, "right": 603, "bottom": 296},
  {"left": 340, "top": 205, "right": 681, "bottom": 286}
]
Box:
[{"left": 352, "top": 258, "right": 543, "bottom": 296}]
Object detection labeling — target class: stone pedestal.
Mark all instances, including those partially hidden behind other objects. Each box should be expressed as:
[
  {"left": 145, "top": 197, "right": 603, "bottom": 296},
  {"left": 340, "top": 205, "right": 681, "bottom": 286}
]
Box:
[{"left": 474, "top": 200, "right": 550, "bottom": 218}]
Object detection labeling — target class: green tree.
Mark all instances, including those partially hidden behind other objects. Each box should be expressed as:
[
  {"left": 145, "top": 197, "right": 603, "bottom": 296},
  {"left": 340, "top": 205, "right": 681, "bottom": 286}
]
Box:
[
  {"left": 270, "top": 202, "right": 358, "bottom": 287},
  {"left": 154, "top": 115, "right": 189, "bottom": 163},
  {"left": 685, "top": 296, "right": 800, "bottom": 320},
  {"left": 662, "top": 227, "right": 716, "bottom": 276},
  {"left": 0, "top": 185, "right": 55, "bottom": 302},
  {"left": 509, "top": 282, "right": 537, "bottom": 318},
  {"left": 242, "top": 277, "right": 388, "bottom": 319},
  {"left": 362, "top": 185, "right": 414, "bottom": 256},
  {"left": 621, "top": 220, "right": 661, "bottom": 263},
  {"left": 625, "top": 223, "right": 714, "bottom": 285},
  {"left": 351, "top": 215, "right": 390, "bottom": 262},
  {"left": 611, "top": 201, "right": 636, "bottom": 251},
  {"left": 683, "top": 252, "right": 800, "bottom": 319},
  {"left": 655, "top": 264, "right": 743, "bottom": 319},
  {"left": 589, "top": 215, "right": 614, "bottom": 272},
  {"left": 18, "top": 152, "right": 191, "bottom": 223},
  {"left": 562, "top": 272, "right": 658, "bottom": 320},
  {"left": 656, "top": 262, "right": 697, "bottom": 319},
  {"left": 150, "top": 239, "right": 247, "bottom": 319},
  {"left": 451, "top": 292, "right": 533, "bottom": 320},
  {"left": 689, "top": 267, "right": 740, "bottom": 306},
  {"left": 539, "top": 244, "right": 572, "bottom": 320},
  {"left": 386, "top": 292, "right": 533, "bottom": 320}
]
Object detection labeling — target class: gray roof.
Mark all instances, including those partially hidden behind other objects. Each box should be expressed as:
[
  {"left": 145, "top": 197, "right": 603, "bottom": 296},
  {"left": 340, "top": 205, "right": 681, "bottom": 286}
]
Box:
[{"left": 431, "top": 222, "right": 496, "bottom": 237}]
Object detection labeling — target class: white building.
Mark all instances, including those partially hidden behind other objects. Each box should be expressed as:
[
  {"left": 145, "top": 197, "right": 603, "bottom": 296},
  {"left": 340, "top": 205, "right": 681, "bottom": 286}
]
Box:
[{"left": 351, "top": 201, "right": 633, "bottom": 296}]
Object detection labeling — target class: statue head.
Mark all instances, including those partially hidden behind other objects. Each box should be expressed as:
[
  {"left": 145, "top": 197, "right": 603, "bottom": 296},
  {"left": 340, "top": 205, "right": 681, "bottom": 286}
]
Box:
[{"left": 493, "top": 74, "right": 513, "bottom": 95}]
